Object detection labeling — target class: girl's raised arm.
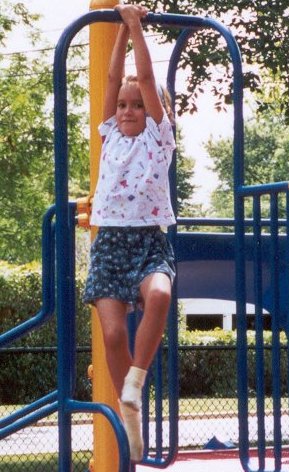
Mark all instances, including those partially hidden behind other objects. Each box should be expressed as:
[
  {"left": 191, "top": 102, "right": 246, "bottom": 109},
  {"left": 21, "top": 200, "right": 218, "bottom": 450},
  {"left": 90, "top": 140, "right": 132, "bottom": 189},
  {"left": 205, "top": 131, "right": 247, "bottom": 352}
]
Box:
[
  {"left": 116, "top": 4, "right": 164, "bottom": 124},
  {"left": 103, "top": 23, "right": 129, "bottom": 122}
]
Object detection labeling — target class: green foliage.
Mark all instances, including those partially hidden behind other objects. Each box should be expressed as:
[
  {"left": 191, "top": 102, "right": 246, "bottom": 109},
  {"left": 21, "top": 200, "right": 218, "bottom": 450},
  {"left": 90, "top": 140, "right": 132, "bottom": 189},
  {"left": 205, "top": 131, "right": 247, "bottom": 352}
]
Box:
[
  {"left": 176, "top": 328, "right": 288, "bottom": 398},
  {"left": 0, "top": 7, "right": 89, "bottom": 263},
  {"left": 144, "top": 0, "right": 289, "bottom": 120},
  {"left": 178, "top": 327, "right": 287, "bottom": 346},
  {"left": 0, "top": 1, "right": 40, "bottom": 47},
  {"left": 176, "top": 127, "right": 197, "bottom": 216},
  {"left": 0, "top": 452, "right": 91, "bottom": 472},
  {"left": 207, "top": 110, "right": 289, "bottom": 218},
  {"left": 0, "top": 261, "right": 91, "bottom": 403}
]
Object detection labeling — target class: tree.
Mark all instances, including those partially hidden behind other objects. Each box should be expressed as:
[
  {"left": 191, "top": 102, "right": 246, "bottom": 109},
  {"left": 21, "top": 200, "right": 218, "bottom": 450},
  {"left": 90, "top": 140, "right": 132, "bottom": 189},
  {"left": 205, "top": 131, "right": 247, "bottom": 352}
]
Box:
[
  {"left": 176, "top": 127, "right": 197, "bottom": 216},
  {"left": 0, "top": 1, "right": 40, "bottom": 47},
  {"left": 144, "top": 0, "right": 289, "bottom": 120},
  {"left": 207, "top": 110, "right": 289, "bottom": 218},
  {"left": 0, "top": 4, "right": 89, "bottom": 262}
]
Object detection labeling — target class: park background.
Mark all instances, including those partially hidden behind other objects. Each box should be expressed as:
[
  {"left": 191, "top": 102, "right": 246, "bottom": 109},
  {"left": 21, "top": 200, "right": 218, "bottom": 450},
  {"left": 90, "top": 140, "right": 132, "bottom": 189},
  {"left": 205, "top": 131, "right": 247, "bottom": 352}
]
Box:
[{"left": 1, "top": 0, "right": 289, "bottom": 470}]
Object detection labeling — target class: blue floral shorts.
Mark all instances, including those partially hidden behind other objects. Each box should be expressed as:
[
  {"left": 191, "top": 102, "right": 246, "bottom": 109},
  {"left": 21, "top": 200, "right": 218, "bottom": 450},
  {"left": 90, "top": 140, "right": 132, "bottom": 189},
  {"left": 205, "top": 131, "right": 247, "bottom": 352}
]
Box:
[{"left": 83, "top": 226, "right": 175, "bottom": 307}]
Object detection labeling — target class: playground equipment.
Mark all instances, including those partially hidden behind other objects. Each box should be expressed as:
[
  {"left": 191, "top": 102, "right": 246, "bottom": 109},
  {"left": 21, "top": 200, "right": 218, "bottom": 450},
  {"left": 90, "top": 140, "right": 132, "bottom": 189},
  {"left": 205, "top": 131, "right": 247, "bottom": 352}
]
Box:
[{"left": 1, "top": 6, "right": 289, "bottom": 472}]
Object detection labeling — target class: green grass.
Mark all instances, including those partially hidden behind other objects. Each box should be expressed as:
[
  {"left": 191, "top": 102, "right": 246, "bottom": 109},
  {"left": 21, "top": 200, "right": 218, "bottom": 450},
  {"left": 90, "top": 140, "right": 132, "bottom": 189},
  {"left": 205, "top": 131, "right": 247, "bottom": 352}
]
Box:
[
  {"left": 0, "top": 406, "right": 90, "bottom": 424},
  {"left": 0, "top": 452, "right": 91, "bottom": 471},
  {"left": 2, "top": 396, "right": 286, "bottom": 421},
  {"left": 151, "top": 397, "right": 288, "bottom": 417}
]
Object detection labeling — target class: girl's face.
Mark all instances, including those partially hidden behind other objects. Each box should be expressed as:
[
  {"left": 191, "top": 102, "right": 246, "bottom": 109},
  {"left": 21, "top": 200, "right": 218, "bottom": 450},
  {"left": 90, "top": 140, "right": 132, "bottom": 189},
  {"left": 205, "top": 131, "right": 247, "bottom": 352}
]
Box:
[{"left": 116, "top": 82, "right": 146, "bottom": 137}]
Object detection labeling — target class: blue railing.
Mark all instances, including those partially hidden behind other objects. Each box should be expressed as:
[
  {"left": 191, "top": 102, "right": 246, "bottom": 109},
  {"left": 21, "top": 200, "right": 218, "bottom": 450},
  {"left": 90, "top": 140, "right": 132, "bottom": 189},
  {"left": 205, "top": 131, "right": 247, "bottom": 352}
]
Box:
[
  {"left": 235, "top": 183, "right": 289, "bottom": 472},
  {"left": 0, "top": 205, "right": 55, "bottom": 348}
]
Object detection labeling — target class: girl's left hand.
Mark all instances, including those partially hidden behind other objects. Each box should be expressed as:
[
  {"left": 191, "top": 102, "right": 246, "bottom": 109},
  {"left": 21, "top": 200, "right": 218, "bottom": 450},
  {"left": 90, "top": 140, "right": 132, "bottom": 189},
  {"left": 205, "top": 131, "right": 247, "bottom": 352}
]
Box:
[{"left": 115, "top": 4, "right": 148, "bottom": 25}]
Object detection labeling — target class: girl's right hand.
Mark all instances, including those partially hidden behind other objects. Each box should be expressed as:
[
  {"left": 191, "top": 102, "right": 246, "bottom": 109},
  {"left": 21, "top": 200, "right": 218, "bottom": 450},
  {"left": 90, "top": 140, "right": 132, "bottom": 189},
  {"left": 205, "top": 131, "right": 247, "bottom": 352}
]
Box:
[{"left": 115, "top": 4, "right": 148, "bottom": 26}]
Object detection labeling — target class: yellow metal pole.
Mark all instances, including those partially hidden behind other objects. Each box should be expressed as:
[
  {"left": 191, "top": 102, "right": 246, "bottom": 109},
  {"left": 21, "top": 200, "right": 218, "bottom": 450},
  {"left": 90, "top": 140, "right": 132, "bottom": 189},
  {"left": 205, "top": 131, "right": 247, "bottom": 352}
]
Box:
[{"left": 89, "top": 1, "right": 119, "bottom": 471}]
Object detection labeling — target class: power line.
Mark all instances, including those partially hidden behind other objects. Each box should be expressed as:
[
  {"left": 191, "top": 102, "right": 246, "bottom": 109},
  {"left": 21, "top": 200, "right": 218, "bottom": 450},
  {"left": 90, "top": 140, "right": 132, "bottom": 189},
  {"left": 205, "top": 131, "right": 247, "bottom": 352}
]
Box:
[
  {"left": 0, "top": 67, "right": 88, "bottom": 79},
  {"left": 0, "top": 32, "right": 162, "bottom": 58},
  {"left": 0, "top": 42, "right": 88, "bottom": 57},
  {"left": 0, "top": 58, "right": 171, "bottom": 80}
]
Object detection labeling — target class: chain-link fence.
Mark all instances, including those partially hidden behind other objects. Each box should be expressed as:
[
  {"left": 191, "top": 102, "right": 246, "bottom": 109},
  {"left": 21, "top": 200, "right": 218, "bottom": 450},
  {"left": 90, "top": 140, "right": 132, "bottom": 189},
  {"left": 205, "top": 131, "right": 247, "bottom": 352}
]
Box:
[{"left": 0, "top": 344, "right": 288, "bottom": 470}]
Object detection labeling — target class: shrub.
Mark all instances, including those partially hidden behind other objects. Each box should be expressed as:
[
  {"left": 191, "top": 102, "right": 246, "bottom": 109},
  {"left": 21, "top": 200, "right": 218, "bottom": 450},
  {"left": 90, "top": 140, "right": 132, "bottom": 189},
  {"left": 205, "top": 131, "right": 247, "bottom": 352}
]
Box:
[
  {"left": 0, "top": 261, "right": 91, "bottom": 403},
  {"left": 176, "top": 328, "right": 288, "bottom": 398}
]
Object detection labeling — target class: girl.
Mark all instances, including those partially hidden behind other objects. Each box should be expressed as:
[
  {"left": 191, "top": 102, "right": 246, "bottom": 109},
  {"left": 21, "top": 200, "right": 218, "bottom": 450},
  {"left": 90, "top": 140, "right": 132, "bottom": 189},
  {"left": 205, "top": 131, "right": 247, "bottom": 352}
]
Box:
[{"left": 84, "top": 4, "right": 176, "bottom": 463}]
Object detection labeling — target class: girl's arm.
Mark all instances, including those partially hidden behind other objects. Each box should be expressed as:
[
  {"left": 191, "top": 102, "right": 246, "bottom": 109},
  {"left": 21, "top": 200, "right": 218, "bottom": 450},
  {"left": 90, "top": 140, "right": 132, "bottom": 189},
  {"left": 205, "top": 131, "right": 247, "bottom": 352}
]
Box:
[
  {"left": 116, "top": 4, "right": 164, "bottom": 124},
  {"left": 103, "top": 23, "right": 129, "bottom": 122}
]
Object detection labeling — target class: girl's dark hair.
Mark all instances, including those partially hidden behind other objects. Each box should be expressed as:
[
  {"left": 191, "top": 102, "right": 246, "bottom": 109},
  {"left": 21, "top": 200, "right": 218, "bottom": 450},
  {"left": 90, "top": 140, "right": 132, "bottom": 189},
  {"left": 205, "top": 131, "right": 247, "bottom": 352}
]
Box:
[{"left": 121, "top": 75, "right": 175, "bottom": 124}]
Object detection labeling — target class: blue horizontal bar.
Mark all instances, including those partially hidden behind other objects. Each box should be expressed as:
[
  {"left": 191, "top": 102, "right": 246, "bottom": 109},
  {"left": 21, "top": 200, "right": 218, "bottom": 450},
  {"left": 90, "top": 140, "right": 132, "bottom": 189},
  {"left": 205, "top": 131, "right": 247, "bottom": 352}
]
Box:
[
  {"left": 0, "top": 402, "right": 58, "bottom": 440},
  {"left": 0, "top": 391, "right": 57, "bottom": 429},
  {"left": 238, "top": 181, "right": 289, "bottom": 197},
  {"left": 142, "top": 456, "right": 166, "bottom": 467},
  {"left": 0, "top": 307, "right": 55, "bottom": 347},
  {"left": 177, "top": 217, "right": 287, "bottom": 227}
]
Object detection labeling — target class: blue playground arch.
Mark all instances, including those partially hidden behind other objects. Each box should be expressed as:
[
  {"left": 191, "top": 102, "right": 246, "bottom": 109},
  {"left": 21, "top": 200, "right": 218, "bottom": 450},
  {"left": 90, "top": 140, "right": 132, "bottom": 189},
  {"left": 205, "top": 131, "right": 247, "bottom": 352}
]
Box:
[{"left": 1, "top": 8, "right": 289, "bottom": 472}]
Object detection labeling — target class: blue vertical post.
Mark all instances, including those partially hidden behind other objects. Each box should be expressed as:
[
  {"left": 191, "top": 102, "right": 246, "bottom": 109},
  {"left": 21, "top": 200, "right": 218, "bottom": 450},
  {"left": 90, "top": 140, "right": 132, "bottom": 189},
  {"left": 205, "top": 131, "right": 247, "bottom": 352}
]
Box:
[
  {"left": 269, "top": 193, "right": 282, "bottom": 471},
  {"left": 286, "top": 190, "right": 289, "bottom": 388},
  {"left": 54, "top": 29, "right": 73, "bottom": 471},
  {"left": 54, "top": 14, "right": 90, "bottom": 471},
  {"left": 252, "top": 195, "right": 266, "bottom": 470}
]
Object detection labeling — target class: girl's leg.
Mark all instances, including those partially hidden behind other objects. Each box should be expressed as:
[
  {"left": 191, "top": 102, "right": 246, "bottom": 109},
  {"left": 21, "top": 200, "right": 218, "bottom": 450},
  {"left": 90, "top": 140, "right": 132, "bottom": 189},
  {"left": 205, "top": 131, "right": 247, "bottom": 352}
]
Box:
[
  {"left": 96, "top": 298, "right": 145, "bottom": 462},
  {"left": 135, "top": 272, "right": 171, "bottom": 369},
  {"left": 119, "top": 272, "right": 171, "bottom": 462},
  {"left": 96, "top": 298, "right": 131, "bottom": 397},
  {"left": 121, "top": 272, "right": 171, "bottom": 406}
]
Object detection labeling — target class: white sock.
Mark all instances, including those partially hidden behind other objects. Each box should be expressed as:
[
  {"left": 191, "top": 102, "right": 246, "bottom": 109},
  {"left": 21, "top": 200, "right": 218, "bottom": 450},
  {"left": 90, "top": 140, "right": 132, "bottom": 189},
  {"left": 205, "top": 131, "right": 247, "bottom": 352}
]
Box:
[
  {"left": 121, "top": 366, "right": 147, "bottom": 411},
  {"left": 119, "top": 400, "right": 144, "bottom": 463}
]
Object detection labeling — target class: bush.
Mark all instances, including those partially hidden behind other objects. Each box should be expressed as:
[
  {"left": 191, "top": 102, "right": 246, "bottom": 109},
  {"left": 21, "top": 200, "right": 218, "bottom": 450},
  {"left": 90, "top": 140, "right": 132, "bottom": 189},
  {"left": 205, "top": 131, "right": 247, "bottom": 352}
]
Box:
[
  {"left": 0, "top": 261, "right": 91, "bottom": 403},
  {"left": 177, "top": 328, "right": 288, "bottom": 398}
]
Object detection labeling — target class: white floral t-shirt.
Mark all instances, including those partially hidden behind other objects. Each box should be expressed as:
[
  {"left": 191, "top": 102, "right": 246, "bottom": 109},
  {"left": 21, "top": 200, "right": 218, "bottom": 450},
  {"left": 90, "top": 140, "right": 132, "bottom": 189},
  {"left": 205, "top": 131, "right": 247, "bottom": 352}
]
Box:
[{"left": 90, "top": 113, "right": 176, "bottom": 227}]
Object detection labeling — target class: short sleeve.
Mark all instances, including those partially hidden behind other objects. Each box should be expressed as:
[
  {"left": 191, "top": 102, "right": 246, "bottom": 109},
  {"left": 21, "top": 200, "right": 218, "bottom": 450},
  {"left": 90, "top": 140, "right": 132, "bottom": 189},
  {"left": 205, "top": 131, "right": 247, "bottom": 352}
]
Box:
[
  {"left": 146, "top": 113, "right": 176, "bottom": 155},
  {"left": 98, "top": 116, "right": 117, "bottom": 142}
]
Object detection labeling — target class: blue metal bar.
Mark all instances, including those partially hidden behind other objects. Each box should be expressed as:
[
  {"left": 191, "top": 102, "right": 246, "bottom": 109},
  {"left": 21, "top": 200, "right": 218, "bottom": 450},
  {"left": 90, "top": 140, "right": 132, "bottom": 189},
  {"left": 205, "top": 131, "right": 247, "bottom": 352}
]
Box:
[
  {"left": 238, "top": 181, "right": 289, "bottom": 197},
  {"left": 269, "top": 194, "right": 282, "bottom": 471},
  {"left": 142, "top": 371, "right": 151, "bottom": 460},
  {"left": 53, "top": 20, "right": 73, "bottom": 471},
  {"left": 68, "top": 202, "right": 77, "bottom": 395},
  {"left": 177, "top": 217, "right": 287, "bottom": 227},
  {"left": 53, "top": 25, "right": 71, "bottom": 470},
  {"left": 166, "top": 278, "right": 179, "bottom": 468},
  {"left": 222, "top": 2, "right": 249, "bottom": 470},
  {"left": 235, "top": 184, "right": 289, "bottom": 472},
  {"left": 285, "top": 190, "right": 289, "bottom": 382},
  {"left": 252, "top": 196, "right": 266, "bottom": 470},
  {"left": 0, "top": 205, "right": 55, "bottom": 347},
  {"left": 0, "top": 402, "right": 58, "bottom": 441},
  {"left": 0, "top": 391, "right": 57, "bottom": 429},
  {"left": 155, "top": 345, "right": 164, "bottom": 459},
  {"left": 66, "top": 400, "right": 130, "bottom": 472},
  {"left": 167, "top": 14, "right": 244, "bottom": 469},
  {"left": 285, "top": 191, "right": 289, "bottom": 452}
]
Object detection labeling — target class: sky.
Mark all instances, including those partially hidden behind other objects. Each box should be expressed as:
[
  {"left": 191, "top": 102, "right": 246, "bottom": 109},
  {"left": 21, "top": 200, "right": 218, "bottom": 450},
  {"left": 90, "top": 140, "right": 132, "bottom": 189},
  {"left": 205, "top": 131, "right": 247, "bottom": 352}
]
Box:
[{"left": 6, "top": 0, "right": 237, "bottom": 207}]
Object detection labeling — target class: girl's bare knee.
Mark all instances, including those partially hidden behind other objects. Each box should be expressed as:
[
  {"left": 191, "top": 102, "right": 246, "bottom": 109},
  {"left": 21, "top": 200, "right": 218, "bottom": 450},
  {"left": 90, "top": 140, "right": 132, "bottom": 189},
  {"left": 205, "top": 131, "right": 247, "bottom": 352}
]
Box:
[
  {"left": 147, "top": 285, "right": 171, "bottom": 311},
  {"left": 103, "top": 326, "right": 127, "bottom": 352}
]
